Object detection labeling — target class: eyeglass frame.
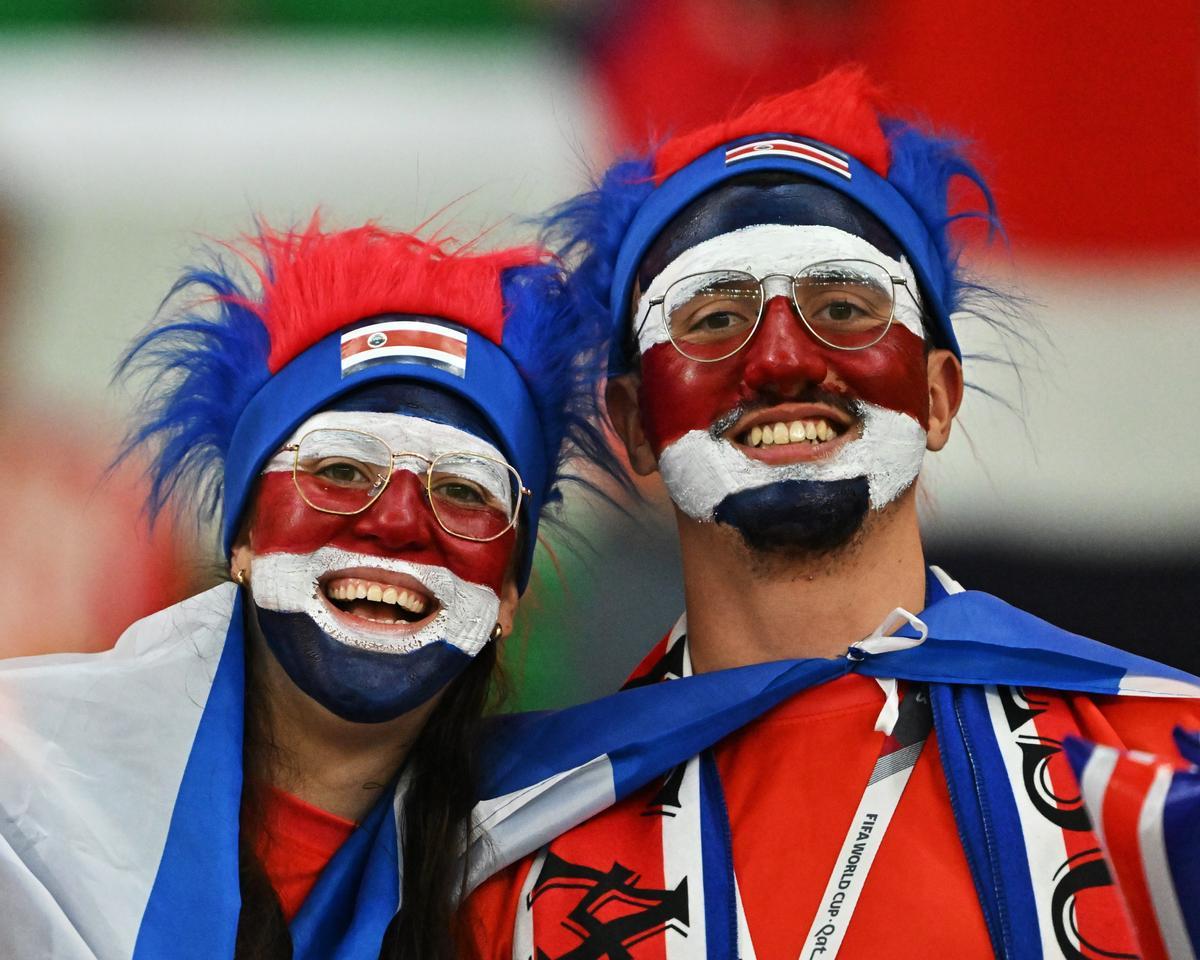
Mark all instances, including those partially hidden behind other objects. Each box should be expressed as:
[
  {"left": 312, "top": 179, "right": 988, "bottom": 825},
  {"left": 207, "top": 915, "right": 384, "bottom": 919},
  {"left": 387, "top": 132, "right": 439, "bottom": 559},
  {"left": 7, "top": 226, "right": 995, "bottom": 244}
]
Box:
[
  {"left": 282, "top": 428, "right": 533, "bottom": 543},
  {"left": 633, "top": 259, "right": 915, "bottom": 364}
]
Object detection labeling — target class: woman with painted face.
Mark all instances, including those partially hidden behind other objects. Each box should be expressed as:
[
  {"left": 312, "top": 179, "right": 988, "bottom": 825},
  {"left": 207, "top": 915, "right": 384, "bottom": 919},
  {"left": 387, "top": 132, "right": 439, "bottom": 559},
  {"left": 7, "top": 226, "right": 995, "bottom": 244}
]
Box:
[{"left": 0, "top": 220, "right": 609, "bottom": 960}]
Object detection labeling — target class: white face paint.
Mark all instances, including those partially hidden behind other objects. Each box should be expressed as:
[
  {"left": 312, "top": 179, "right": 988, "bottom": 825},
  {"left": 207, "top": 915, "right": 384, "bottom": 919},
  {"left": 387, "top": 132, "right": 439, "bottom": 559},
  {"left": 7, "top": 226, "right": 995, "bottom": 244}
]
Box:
[
  {"left": 635, "top": 223, "right": 924, "bottom": 354},
  {"left": 268, "top": 411, "right": 510, "bottom": 482},
  {"left": 658, "top": 402, "right": 927, "bottom": 521},
  {"left": 250, "top": 547, "right": 500, "bottom": 656}
]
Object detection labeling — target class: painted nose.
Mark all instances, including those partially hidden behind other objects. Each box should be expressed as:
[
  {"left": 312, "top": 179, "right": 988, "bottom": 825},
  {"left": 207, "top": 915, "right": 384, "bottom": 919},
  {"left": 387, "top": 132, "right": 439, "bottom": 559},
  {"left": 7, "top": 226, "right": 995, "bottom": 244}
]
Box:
[
  {"left": 349, "top": 469, "right": 442, "bottom": 556},
  {"left": 740, "top": 295, "right": 829, "bottom": 399}
]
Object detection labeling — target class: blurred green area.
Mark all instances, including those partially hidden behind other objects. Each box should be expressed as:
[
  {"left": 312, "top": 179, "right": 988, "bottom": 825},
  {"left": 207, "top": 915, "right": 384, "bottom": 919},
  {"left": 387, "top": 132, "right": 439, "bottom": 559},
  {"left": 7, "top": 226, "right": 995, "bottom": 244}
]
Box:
[{"left": 0, "top": 0, "right": 540, "bottom": 32}]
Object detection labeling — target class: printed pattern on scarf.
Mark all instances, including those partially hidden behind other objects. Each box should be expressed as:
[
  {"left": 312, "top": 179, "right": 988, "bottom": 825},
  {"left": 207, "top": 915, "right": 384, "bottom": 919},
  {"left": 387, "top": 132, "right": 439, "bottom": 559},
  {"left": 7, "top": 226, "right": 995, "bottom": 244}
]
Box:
[{"left": 986, "top": 686, "right": 1140, "bottom": 959}]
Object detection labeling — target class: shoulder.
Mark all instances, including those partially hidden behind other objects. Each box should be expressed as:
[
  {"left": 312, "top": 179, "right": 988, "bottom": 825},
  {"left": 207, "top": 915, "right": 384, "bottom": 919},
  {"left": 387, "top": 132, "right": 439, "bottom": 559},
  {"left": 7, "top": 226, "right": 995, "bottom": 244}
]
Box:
[{"left": 112, "top": 583, "right": 238, "bottom": 656}]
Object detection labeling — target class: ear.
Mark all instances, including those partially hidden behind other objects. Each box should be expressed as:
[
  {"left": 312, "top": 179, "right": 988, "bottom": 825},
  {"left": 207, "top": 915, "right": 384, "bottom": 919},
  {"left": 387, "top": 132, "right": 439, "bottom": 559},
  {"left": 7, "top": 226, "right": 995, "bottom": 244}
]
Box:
[
  {"left": 925, "top": 348, "right": 964, "bottom": 452},
  {"left": 605, "top": 373, "right": 659, "bottom": 476},
  {"left": 230, "top": 541, "right": 253, "bottom": 584},
  {"left": 494, "top": 569, "right": 521, "bottom": 639}
]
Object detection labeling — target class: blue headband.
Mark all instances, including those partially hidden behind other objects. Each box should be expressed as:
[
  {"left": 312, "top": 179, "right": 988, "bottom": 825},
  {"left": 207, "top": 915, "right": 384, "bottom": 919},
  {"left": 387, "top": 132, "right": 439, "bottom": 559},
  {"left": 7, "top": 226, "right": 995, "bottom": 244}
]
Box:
[
  {"left": 222, "top": 322, "right": 547, "bottom": 591},
  {"left": 608, "top": 134, "right": 959, "bottom": 372}
]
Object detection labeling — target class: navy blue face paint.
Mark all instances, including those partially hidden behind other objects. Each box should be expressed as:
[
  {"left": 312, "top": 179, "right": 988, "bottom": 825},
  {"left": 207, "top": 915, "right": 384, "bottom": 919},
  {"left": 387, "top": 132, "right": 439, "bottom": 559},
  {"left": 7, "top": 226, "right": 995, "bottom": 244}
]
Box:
[
  {"left": 255, "top": 608, "right": 472, "bottom": 723},
  {"left": 711, "top": 478, "right": 869, "bottom": 555}
]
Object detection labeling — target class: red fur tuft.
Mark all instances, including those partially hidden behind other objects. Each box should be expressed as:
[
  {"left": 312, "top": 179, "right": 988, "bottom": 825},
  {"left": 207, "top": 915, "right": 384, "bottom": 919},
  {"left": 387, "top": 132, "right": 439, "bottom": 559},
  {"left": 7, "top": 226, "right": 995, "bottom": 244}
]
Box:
[
  {"left": 220, "top": 216, "right": 546, "bottom": 374},
  {"left": 653, "top": 65, "right": 892, "bottom": 183}
]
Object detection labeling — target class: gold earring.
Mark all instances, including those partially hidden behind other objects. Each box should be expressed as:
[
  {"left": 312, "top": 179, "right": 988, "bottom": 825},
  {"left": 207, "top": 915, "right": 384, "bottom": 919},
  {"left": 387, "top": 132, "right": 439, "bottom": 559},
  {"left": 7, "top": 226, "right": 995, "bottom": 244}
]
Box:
[
  {"left": 235, "top": 568, "right": 246, "bottom": 586},
  {"left": 490, "top": 622, "right": 503, "bottom": 641}
]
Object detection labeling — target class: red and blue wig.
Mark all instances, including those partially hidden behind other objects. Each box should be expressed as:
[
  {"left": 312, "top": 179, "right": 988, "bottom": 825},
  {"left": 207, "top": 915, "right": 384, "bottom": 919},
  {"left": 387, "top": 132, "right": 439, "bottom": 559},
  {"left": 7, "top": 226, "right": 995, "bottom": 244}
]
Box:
[
  {"left": 117, "top": 218, "right": 612, "bottom": 590},
  {"left": 545, "top": 65, "right": 1007, "bottom": 375}
]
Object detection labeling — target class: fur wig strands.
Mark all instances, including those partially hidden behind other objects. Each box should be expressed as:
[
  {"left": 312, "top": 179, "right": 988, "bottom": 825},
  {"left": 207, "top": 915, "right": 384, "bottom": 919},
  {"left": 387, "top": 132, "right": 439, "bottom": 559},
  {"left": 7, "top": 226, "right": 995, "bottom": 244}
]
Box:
[
  {"left": 115, "top": 217, "right": 620, "bottom": 539},
  {"left": 543, "top": 64, "right": 1010, "bottom": 372}
]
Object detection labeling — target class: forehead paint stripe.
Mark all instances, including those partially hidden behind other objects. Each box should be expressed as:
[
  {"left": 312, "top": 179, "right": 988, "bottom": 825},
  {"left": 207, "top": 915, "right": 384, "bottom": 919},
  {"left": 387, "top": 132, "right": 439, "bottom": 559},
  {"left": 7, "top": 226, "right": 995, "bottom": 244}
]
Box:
[
  {"left": 263, "top": 412, "right": 507, "bottom": 473},
  {"left": 251, "top": 547, "right": 500, "bottom": 656},
  {"left": 265, "top": 426, "right": 514, "bottom": 508},
  {"left": 656, "top": 401, "right": 926, "bottom": 521},
  {"left": 636, "top": 224, "right": 924, "bottom": 354}
]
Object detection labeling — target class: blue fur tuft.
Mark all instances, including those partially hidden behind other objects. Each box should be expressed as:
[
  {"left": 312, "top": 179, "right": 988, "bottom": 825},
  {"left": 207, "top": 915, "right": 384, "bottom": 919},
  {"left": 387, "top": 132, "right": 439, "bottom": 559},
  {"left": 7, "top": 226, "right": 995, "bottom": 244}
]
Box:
[
  {"left": 114, "top": 257, "right": 271, "bottom": 533},
  {"left": 541, "top": 157, "right": 656, "bottom": 383},
  {"left": 881, "top": 118, "right": 1002, "bottom": 318},
  {"left": 500, "top": 259, "right": 631, "bottom": 510}
]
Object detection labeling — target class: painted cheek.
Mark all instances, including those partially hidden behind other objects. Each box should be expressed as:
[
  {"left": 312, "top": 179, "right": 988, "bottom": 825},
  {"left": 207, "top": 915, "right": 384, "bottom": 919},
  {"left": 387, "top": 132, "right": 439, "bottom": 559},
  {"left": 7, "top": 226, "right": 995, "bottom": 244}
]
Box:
[
  {"left": 246, "top": 472, "right": 516, "bottom": 593},
  {"left": 638, "top": 341, "right": 744, "bottom": 452},
  {"left": 247, "top": 472, "right": 352, "bottom": 556},
  {"left": 828, "top": 325, "right": 930, "bottom": 428},
  {"left": 430, "top": 526, "right": 515, "bottom": 596}
]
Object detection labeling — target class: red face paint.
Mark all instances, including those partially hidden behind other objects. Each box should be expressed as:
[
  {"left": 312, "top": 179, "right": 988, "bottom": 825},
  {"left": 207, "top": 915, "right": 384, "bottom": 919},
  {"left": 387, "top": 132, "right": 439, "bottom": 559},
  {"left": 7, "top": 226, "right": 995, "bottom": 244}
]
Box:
[{"left": 638, "top": 296, "right": 929, "bottom": 455}]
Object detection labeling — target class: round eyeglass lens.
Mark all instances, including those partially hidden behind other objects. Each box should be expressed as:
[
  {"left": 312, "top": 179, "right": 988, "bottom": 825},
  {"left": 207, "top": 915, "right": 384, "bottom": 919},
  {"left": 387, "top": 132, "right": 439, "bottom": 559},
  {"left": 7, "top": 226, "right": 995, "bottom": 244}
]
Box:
[
  {"left": 294, "top": 429, "right": 392, "bottom": 515},
  {"left": 665, "top": 270, "right": 762, "bottom": 360},
  {"left": 793, "top": 259, "right": 895, "bottom": 349},
  {"left": 428, "top": 452, "right": 521, "bottom": 542}
]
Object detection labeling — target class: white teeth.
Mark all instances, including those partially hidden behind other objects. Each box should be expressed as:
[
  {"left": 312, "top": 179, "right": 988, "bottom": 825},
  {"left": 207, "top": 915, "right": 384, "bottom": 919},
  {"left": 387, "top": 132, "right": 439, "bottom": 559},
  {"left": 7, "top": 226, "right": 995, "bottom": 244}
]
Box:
[
  {"left": 323, "top": 577, "right": 432, "bottom": 618},
  {"left": 742, "top": 418, "right": 842, "bottom": 448},
  {"left": 398, "top": 590, "right": 427, "bottom": 615}
]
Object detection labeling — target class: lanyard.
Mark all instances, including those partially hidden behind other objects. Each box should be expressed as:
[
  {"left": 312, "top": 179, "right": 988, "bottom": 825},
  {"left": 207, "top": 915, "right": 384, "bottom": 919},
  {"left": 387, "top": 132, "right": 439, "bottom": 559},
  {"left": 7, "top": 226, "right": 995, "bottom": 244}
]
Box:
[
  {"left": 796, "top": 685, "right": 933, "bottom": 958},
  {"left": 699, "top": 682, "right": 934, "bottom": 960}
]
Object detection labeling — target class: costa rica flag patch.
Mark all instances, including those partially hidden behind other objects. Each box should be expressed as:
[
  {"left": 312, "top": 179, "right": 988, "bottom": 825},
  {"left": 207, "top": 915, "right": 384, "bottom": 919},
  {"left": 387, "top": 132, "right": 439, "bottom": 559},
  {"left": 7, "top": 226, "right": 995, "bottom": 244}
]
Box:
[
  {"left": 340, "top": 318, "right": 468, "bottom": 378},
  {"left": 724, "top": 138, "right": 852, "bottom": 179}
]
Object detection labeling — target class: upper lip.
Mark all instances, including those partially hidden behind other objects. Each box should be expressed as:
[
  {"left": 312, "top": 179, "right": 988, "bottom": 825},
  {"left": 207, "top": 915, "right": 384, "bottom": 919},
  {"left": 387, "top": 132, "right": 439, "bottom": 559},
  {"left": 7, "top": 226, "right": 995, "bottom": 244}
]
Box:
[{"left": 723, "top": 402, "right": 857, "bottom": 442}]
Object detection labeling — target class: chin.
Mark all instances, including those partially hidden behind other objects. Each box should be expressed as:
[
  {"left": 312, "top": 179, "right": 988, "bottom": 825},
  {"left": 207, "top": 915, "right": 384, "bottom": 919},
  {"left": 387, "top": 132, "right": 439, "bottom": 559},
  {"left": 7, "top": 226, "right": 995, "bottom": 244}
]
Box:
[
  {"left": 255, "top": 607, "right": 471, "bottom": 724},
  {"left": 711, "top": 477, "right": 870, "bottom": 555}
]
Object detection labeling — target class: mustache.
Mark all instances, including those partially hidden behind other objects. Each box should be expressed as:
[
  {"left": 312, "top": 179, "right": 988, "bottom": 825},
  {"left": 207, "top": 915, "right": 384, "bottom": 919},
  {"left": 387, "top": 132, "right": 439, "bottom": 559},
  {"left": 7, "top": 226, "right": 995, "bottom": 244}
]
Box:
[{"left": 709, "top": 389, "right": 860, "bottom": 438}]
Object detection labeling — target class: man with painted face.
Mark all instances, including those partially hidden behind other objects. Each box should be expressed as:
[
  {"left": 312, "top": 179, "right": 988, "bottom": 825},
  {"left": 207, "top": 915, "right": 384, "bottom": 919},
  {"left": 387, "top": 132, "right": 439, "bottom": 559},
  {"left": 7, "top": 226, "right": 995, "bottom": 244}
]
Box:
[
  {"left": 464, "top": 68, "right": 1200, "bottom": 959},
  {"left": 0, "top": 220, "right": 615, "bottom": 960}
]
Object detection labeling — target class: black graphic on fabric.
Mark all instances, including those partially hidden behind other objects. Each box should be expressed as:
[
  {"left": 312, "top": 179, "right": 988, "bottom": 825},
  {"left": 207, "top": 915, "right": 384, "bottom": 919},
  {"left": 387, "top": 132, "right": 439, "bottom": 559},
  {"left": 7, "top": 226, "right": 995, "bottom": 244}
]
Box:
[
  {"left": 999, "top": 685, "right": 1049, "bottom": 732},
  {"left": 622, "top": 637, "right": 687, "bottom": 690},
  {"left": 1050, "top": 850, "right": 1138, "bottom": 960},
  {"left": 1014, "top": 737, "right": 1092, "bottom": 832},
  {"left": 529, "top": 851, "right": 690, "bottom": 960},
  {"left": 643, "top": 764, "right": 686, "bottom": 818}
]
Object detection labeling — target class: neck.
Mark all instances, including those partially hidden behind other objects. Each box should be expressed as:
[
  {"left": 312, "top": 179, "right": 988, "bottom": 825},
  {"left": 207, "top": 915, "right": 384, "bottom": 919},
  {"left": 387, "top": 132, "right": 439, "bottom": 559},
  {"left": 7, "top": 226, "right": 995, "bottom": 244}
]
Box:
[
  {"left": 676, "top": 488, "right": 928, "bottom": 673},
  {"left": 246, "top": 625, "right": 439, "bottom": 822}
]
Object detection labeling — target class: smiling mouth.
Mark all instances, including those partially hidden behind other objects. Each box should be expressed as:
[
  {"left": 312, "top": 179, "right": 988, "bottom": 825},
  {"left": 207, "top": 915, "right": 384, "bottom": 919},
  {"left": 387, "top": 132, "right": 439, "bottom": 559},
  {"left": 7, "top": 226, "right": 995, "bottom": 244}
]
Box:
[
  {"left": 739, "top": 416, "right": 845, "bottom": 449},
  {"left": 321, "top": 574, "right": 439, "bottom": 627}
]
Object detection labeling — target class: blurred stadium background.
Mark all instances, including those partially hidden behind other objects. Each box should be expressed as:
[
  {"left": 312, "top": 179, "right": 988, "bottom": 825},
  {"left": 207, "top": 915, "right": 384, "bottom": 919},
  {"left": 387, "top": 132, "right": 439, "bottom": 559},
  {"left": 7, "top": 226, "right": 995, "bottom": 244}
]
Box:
[{"left": 1, "top": 0, "right": 1196, "bottom": 707}]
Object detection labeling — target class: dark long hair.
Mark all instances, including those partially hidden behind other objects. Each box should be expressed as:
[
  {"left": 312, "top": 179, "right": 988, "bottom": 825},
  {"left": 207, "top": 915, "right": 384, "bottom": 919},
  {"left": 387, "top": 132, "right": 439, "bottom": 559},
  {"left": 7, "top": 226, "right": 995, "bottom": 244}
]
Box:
[{"left": 234, "top": 626, "right": 503, "bottom": 960}]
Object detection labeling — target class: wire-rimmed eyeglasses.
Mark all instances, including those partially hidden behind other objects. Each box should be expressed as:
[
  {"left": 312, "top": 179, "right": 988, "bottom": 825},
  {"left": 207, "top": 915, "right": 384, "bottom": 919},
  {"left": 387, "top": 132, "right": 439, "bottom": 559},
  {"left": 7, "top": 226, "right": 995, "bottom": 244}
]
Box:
[
  {"left": 635, "top": 258, "right": 912, "bottom": 363},
  {"left": 284, "top": 428, "right": 531, "bottom": 543}
]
